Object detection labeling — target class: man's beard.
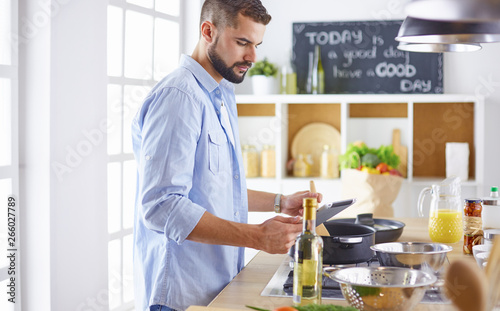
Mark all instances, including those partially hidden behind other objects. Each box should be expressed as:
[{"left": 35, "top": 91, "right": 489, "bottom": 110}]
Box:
[{"left": 208, "top": 38, "right": 251, "bottom": 84}]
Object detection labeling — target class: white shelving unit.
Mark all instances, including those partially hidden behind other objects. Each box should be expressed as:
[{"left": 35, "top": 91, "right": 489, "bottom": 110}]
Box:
[{"left": 237, "top": 94, "right": 485, "bottom": 218}]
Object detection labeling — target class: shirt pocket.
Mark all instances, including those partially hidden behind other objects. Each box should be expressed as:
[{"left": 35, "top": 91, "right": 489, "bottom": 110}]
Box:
[{"left": 208, "top": 130, "right": 229, "bottom": 175}]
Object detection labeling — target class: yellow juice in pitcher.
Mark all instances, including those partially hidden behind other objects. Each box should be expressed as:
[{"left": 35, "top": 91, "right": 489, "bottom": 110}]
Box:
[{"left": 428, "top": 209, "right": 463, "bottom": 243}]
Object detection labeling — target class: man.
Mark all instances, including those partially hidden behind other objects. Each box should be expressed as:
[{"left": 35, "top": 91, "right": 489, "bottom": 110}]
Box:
[{"left": 132, "top": 1, "right": 322, "bottom": 310}]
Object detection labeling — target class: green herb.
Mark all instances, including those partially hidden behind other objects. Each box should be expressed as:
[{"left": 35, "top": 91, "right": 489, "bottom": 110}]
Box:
[
  {"left": 248, "top": 58, "right": 278, "bottom": 77},
  {"left": 245, "top": 304, "right": 359, "bottom": 311},
  {"left": 350, "top": 285, "right": 381, "bottom": 297},
  {"left": 246, "top": 306, "right": 271, "bottom": 311},
  {"left": 295, "top": 304, "right": 359, "bottom": 311}
]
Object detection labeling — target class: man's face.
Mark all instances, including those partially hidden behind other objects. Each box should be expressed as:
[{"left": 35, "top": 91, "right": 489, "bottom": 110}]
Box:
[{"left": 207, "top": 14, "right": 266, "bottom": 84}]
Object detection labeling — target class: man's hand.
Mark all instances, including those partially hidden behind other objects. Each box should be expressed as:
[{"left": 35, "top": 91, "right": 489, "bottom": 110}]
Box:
[
  {"left": 280, "top": 191, "right": 323, "bottom": 217},
  {"left": 255, "top": 216, "right": 302, "bottom": 254}
]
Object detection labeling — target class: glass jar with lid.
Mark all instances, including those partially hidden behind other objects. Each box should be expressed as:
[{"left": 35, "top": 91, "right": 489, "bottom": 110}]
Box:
[
  {"left": 320, "top": 145, "right": 339, "bottom": 179},
  {"left": 242, "top": 144, "right": 259, "bottom": 178},
  {"left": 484, "top": 229, "right": 500, "bottom": 246},
  {"left": 293, "top": 154, "right": 312, "bottom": 177},
  {"left": 260, "top": 145, "right": 276, "bottom": 178},
  {"left": 463, "top": 198, "right": 483, "bottom": 254}
]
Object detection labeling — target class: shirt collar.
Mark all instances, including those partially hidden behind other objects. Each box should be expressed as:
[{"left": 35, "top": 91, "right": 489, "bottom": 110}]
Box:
[{"left": 179, "top": 54, "right": 235, "bottom": 94}]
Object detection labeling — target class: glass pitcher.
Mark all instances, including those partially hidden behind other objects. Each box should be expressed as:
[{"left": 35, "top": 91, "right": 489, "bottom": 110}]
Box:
[{"left": 418, "top": 176, "right": 463, "bottom": 243}]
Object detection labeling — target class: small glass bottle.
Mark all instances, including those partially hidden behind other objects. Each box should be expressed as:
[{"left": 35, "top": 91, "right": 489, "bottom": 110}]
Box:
[
  {"left": 463, "top": 198, "right": 483, "bottom": 254},
  {"left": 293, "top": 197, "right": 323, "bottom": 306},
  {"left": 311, "top": 45, "right": 325, "bottom": 94},
  {"left": 482, "top": 186, "right": 500, "bottom": 230},
  {"left": 242, "top": 145, "right": 259, "bottom": 178},
  {"left": 293, "top": 154, "right": 311, "bottom": 177},
  {"left": 260, "top": 145, "right": 276, "bottom": 178},
  {"left": 319, "top": 145, "right": 339, "bottom": 179},
  {"left": 281, "top": 51, "right": 297, "bottom": 95}
]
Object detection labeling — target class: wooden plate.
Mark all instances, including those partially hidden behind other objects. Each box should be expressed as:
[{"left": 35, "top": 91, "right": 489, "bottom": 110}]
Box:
[{"left": 291, "top": 122, "right": 341, "bottom": 176}]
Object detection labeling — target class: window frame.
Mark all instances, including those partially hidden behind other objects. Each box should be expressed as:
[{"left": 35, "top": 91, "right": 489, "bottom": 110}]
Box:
[
  {"left": 0, "top": 0, "right": 20, "bottom": 310},
  {"left": 106, "top": 1, "right": 188, "bottom": 310}
]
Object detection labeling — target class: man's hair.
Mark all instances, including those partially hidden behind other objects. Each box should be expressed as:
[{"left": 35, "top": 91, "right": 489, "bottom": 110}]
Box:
[{"left": 200, "top": 0, "right": 271, "bottom": 30}]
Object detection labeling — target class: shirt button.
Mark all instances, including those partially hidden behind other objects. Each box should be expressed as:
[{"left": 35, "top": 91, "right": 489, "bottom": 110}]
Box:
[
  {"left": 216, "top": 90, "right": 220, "bottom": 94},
  {"left": 234, "top": 211, "right": 239, "bottom": 217},
  {"left": 216, "top": 110, "right": 220, "bottom": 115},
  {"left": 234, "top": 174, "right": 239, "bottom": 179},
  {"left": 145, "top": 155, "right": 151, "bottom": 160}
]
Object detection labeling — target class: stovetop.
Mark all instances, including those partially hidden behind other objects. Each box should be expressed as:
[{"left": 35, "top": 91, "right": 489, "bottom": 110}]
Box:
[{"left": 260, "top": 255, "right": 450, "bottom": 304}]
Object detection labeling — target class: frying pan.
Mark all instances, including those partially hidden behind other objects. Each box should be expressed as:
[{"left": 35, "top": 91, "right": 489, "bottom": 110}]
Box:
[
  {"left": 289, "top": 222, "right": 376, "bottom": 265},
  {"left": 328, "top": 213, "right": 405, "bottom": 244}
]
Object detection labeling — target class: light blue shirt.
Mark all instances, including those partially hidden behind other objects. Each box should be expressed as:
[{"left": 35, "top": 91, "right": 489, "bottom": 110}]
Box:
[{"left": 132, "top": 54, "right": 248, "bottom": 311}]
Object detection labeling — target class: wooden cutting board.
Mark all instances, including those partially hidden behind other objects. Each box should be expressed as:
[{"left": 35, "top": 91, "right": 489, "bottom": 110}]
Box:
[{"left": 393, "top": 129, "right": 407, "bottom": 178}]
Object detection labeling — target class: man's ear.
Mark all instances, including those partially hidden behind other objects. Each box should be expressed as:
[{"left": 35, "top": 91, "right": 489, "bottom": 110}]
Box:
[{"left": 200, "top": 21, "right": 217, "bottom": 44}]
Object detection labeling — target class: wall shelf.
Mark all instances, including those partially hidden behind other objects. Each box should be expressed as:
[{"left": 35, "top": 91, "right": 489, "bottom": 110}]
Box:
[{"left": 237, "top": 94, "right": 485, "bottom": 217}]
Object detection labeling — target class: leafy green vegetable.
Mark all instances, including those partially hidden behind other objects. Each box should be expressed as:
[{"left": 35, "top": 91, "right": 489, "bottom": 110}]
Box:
[
  {"left": 295, "top": 304, "right": 359, "bottom": 311},
  {"left": 339, "top": 142, "right": 400, "bottom": 170},
  {"left": 376, "top": 145, "right": 400, "bottom": 169},
  {"left": 361, "top": 153, "right": 381, "bottom": 168}
]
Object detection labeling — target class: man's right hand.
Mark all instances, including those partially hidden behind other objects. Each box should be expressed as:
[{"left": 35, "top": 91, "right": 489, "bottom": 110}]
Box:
[{"left": 255, "top": 216, "right": 302, "bottom": 254}]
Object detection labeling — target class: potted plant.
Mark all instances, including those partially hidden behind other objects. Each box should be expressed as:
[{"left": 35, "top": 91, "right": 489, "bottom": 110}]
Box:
[{"left": 248, "top": 58, "right": 278, "bottom": 95}]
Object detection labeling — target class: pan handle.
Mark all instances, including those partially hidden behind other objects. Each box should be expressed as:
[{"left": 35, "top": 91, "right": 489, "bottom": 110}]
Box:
[{"left": 333, "top": 237, "right": 363, "bottom": 244}]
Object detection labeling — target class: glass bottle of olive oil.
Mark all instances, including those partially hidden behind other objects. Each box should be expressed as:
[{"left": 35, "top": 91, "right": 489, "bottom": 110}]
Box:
[
  {"left": 293, "top": 197, "right": 323, "bottom": 306},
  {"left": 311, "top": 45, "right": 325, "bottom": 94}
]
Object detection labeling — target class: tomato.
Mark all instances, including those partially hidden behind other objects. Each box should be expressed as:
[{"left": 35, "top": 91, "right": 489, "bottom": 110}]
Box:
[
  {"left": 376, "top": 163, "right": 389, "bottom": 173},
  {"left": 272, "top": 307, "right": 298, "bottom": 311}
]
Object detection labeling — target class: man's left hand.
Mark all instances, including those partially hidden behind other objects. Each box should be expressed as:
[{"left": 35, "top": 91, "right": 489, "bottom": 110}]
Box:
[{"left": 280, "top": 190, "right": 323, "bottom": 216}]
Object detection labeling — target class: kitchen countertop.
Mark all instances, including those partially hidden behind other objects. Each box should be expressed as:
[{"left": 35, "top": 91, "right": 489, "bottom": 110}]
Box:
[{"left": 199, "top": 217, "right": 475, "bottom": 311}]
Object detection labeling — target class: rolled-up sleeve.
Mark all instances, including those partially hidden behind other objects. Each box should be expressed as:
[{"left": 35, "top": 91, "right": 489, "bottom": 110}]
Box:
[{"left": 134, "top": 86, "right": 206, "bottom": 244}]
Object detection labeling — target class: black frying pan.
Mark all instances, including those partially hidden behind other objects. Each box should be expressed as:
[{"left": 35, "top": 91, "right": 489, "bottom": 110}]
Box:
[
  {"left": 328, "top": 213, "right": 405, "bottom": 244},
  {"left": 289, "top": 222, "right": 376, "bottom": 265}
]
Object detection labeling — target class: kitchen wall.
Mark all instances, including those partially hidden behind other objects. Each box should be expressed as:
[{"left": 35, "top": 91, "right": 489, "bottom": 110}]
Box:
[
  {"left": 19, "top": 0, "right": 108, "bottom": 309},
  {"left": 236, "top": 0, "right": 500, "bottom": 196}
]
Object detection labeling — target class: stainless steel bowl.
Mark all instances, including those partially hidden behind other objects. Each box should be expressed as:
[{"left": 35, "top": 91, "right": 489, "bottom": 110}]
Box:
[
  {"left": 327, "top": 266, "right": 437, "bottom": 311},
  {"left": 371, "top": 242, "right": 452, "bottom": 273}
]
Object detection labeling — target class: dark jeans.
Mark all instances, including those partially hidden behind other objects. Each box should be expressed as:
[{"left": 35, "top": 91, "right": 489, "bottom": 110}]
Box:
[{"left": 150, "top": 305, "right": 176, "bottom": 311}]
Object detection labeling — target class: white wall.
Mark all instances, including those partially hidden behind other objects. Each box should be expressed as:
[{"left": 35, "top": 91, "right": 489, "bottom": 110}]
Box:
[
  {"left": 19, "top": 0, "right": 108, "bottom": 310},
  {"left": 237, "top": 0, "right": 500, "bottom": 195}
]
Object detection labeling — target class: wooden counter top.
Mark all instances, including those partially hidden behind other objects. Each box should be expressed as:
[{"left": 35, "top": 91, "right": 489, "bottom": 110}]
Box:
[{"left": 204, "top": 217, "right": 474, "bottom": 311}]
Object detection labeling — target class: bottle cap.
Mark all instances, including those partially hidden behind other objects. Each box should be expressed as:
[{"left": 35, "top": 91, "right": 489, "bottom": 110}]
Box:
[
  {"left": 492, "top": 186, "right": 499, "bottom": 192},
  {"left": 465, "top": 198, "right": 482, "bottom": 204},
  {"left": 303, "top": 198, "right": 318, "bottom": 220},
  {"left": 303, "top": 197, "right": 318, "bottom": 208}
]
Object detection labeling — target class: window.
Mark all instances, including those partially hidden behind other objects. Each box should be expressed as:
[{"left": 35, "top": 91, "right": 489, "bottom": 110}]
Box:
[
  {"left": 0, "top": 0, "right": 19, "bottom": 310},
  {"left": 107, "top": 1, "right": 181, "bottom": 310}
]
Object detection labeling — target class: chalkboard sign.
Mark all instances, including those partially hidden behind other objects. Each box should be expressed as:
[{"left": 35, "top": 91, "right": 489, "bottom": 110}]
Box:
[{"left": 293, "top": 20, "right": 443, "bottom": 94}]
